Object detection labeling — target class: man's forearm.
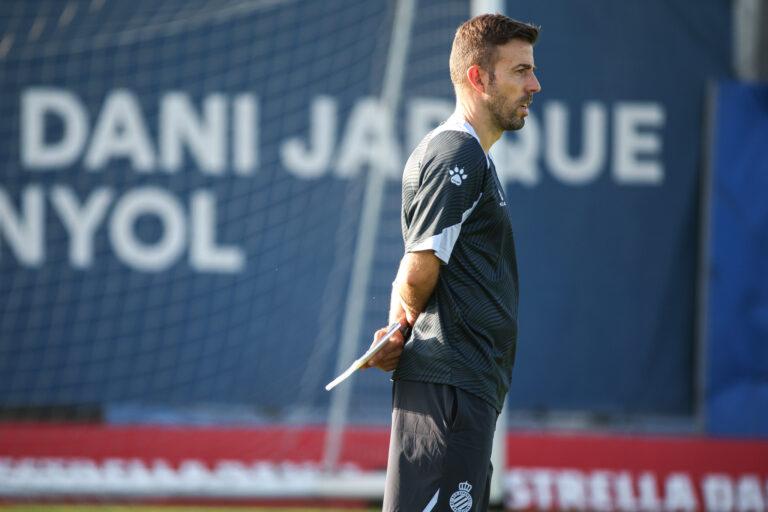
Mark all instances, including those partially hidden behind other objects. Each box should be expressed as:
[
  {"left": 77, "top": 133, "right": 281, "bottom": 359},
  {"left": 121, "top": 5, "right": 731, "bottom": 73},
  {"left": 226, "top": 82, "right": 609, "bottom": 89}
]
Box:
[
  {"left": 388, "top": 283, "right": 408, "bottom": 325},
  {"left": 389, "top": 251, "right": 441, "bottom": 326},
  {"left": 394, "top": 278, "right": 432, "bottom": 322}
]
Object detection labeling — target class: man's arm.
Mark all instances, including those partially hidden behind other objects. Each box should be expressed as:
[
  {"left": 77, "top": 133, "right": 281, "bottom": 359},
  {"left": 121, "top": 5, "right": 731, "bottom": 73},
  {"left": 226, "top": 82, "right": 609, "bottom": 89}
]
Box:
[
  {"left": 392, "top": 251, "right": 441, "bottom": 325},
  {"left": 368, "top": 250, "right": 441, "bottom": 371}
]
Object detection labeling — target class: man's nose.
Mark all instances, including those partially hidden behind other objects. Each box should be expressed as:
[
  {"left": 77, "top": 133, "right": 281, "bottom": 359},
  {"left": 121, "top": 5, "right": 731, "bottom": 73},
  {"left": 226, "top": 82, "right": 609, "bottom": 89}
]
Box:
[{"left": 528, "top": 73, "right": 541, "bottom": 94}]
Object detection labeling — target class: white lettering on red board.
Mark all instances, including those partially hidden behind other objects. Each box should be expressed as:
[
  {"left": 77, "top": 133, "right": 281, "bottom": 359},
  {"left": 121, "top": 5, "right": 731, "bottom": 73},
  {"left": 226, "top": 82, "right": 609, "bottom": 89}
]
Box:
[
  {"left": 507, "top": 468, "right": 768, "bottom": 512},
  {"left": 0, "top": 457, "right": 766, "bottom": 511}
]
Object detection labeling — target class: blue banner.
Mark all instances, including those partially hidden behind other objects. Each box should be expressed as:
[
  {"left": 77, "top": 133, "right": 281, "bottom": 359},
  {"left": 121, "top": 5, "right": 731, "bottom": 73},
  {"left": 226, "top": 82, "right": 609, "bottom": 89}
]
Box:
[
  {"left": 490, "top": 0, "right": 731, "bottom": 414},
  {"left": 0, "top": 0, "right": 731, "bottom": 421},
  {"left": 706, "top": 81, "right": 768, "bottom": 437}
]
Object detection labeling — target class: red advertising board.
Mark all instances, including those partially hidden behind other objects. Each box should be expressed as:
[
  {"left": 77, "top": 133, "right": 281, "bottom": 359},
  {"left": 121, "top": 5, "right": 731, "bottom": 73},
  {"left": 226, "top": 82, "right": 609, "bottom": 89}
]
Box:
[
  {"left": 1, "top": 424, "right": 766, "bottom": 511},
  {"left": 503, "top": 432, "right": 768, "bottom": 511}
]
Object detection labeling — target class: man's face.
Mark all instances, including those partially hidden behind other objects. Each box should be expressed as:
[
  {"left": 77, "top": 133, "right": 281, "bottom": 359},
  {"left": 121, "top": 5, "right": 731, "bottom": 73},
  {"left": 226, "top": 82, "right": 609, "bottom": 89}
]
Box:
[{"left": 486, "top": 39, "right": 541, "bottom": 131}]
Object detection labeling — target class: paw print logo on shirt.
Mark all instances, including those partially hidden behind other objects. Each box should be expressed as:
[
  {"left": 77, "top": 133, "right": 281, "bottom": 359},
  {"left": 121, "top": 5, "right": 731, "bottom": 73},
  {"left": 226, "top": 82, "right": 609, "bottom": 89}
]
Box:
[{"left": 449, "top": 166, "right": 467, "bottom": 186}]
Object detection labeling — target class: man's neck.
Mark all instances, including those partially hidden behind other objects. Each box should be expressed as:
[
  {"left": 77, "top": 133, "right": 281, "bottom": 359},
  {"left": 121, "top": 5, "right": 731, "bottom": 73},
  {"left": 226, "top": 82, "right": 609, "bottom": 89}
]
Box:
[{"left": 454, "top": 100, "right": 502, "bottom": 154}]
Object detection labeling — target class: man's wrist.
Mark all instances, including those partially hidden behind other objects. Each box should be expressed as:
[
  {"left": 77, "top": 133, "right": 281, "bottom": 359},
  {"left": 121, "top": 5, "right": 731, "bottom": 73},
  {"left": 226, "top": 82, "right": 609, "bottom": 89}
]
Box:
[
  {"left": 392, "top": 280, "right": 420, "bottom": 326},
  {"left": 388, "top": 280, "right": 405, "bottom": 325}
]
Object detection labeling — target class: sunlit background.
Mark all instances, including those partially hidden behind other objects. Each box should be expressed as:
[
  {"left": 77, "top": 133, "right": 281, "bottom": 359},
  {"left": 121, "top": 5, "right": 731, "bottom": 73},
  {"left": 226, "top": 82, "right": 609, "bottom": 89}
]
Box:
[{"left": 1, "top": 0, "right": 767, "bottom": 510}]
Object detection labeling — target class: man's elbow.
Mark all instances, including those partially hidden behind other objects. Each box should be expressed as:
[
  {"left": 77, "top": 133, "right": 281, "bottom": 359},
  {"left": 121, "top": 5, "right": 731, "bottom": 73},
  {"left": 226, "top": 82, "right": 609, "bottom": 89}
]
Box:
[{"left": 403, "top": 272, "right": 430, "bottom": 290}]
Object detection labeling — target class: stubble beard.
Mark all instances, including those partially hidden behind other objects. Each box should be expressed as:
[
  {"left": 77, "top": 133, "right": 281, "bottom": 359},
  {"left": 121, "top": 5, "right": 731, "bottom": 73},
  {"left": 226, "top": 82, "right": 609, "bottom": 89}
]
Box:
[
  {"left": 487, "top": 74, "right": 526, "bottom": 132},
  {"left": 490, "top": 95, "right": 525, "bottom": 132}
]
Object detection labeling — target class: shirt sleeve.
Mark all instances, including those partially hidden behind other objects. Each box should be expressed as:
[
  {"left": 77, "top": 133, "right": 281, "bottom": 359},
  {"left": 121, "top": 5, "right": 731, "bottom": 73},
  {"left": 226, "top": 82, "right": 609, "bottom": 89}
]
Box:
[{"left": 403, "top": 133, "right": 487, "bottom": 264}]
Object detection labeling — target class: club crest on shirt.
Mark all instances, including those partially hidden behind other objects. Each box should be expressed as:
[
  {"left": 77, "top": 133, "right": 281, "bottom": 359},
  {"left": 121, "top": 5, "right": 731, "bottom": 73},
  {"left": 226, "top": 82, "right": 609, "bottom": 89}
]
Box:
[
  {"left": 449, "top": 481, "right": 473, "bottom": 512},
  {"left": 448, "top": 166, "right": 467, "bottom": 186}
]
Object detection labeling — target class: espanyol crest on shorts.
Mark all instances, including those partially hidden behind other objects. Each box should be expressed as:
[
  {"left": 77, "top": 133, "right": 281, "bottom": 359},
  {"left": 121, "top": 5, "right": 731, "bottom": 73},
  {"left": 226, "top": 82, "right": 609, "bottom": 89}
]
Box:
[{"left": 449, "top": 481, "right": 473, "bottom": 512}]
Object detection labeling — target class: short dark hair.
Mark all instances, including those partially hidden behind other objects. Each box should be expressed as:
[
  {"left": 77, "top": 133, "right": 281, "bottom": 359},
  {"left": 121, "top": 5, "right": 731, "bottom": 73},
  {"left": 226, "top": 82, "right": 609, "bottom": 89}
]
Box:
[{"left": 449, "top": 14, "right": 540, "bottom": 88}]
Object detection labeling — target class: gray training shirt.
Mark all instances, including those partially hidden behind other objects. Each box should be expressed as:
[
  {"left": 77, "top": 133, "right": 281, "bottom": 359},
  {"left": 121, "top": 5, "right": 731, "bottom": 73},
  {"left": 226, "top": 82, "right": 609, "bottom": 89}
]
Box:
[{"left": 392, "top": 113, "right": 520, "bottom": 412}]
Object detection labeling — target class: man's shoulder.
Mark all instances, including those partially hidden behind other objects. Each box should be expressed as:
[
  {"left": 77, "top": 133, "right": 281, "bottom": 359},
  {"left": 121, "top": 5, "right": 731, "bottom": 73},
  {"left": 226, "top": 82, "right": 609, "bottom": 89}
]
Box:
[
  {"left": 420, "top": 128, "right": 487, "bottom": 173},
  {"left": 425, "top": 129, "right": 484, "bottom": 160}
]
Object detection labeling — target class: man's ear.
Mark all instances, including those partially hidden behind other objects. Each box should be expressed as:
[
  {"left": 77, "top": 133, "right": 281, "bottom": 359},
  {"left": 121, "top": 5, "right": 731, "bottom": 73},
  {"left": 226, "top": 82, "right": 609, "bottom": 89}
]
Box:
[{"left": 466, "top": 65, "right": 488, "bottom": 95}]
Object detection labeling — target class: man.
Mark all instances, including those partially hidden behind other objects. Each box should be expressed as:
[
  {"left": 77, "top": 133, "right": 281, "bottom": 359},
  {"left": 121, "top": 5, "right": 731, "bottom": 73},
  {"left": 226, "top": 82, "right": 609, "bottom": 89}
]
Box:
[{"left": 365, "top": 13, "right": 541, "bottom": 511}]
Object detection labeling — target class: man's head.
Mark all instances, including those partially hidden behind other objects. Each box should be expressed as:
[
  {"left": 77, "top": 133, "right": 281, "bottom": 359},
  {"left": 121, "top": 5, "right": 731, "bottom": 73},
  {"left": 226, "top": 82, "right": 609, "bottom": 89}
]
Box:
[{"left": 450, "top": 14, "right": 541, "bottom": 131}]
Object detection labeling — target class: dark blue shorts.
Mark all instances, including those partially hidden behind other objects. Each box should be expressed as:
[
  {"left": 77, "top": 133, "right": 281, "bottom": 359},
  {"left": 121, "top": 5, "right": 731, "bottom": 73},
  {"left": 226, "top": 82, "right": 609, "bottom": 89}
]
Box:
[{"left": 382, "top": 379, "right": 499, "bottom": 511}]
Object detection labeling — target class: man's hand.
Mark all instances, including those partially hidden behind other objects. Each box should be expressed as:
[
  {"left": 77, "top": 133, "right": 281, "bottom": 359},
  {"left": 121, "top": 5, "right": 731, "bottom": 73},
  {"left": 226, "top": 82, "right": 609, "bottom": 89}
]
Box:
[
  {"left": 365, "top": 324, "right": 406, "bottom": 371},
  {"left": 367, "top": 250, "right": 439, "bottom": 372}
]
